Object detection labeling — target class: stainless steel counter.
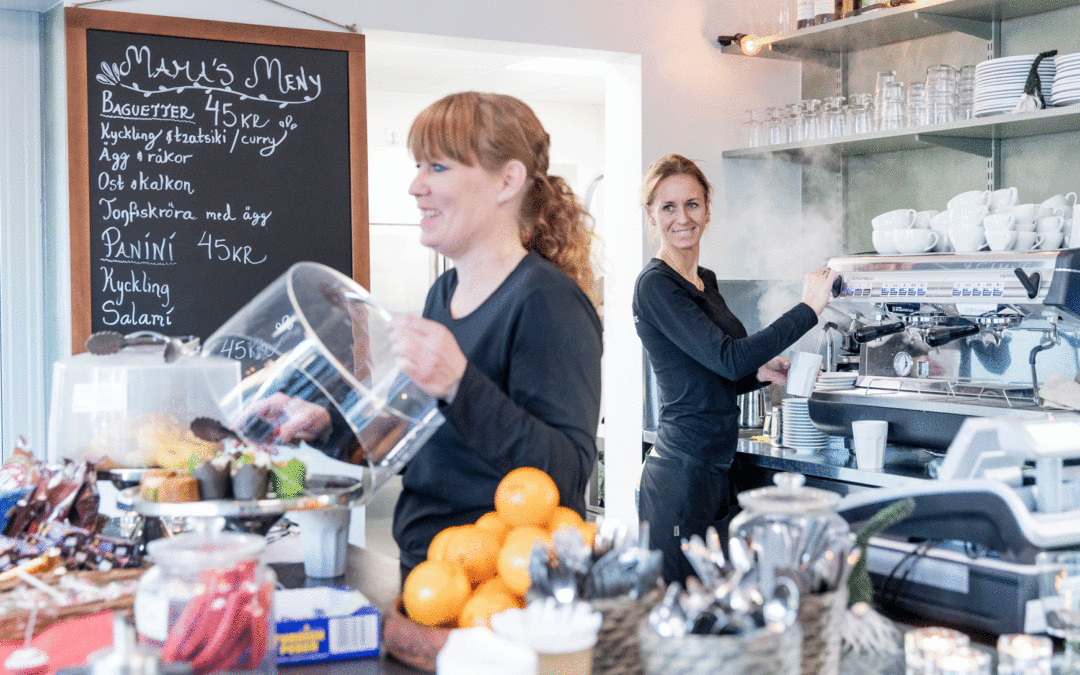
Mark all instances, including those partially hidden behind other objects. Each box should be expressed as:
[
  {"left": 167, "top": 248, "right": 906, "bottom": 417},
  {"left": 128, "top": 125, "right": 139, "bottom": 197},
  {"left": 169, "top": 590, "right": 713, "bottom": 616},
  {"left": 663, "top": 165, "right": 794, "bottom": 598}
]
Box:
[{"left": 735, "top": 437, "right": 935, "bottom": 494}]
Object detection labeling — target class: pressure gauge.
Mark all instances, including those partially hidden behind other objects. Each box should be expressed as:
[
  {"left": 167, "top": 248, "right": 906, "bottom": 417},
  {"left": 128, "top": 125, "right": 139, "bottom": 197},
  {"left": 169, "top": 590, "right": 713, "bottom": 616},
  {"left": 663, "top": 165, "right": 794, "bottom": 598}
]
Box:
[{"left": 893, "top": 351, "right": 914, "bottom": 377}]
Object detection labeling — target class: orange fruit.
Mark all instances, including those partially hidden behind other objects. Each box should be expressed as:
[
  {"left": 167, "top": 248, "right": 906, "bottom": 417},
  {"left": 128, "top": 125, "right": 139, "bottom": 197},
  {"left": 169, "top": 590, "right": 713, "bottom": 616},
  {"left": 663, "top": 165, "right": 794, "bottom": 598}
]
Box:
[
  {"left": 402, "top": 559, "right": 471, "bottom": 627},
  {"left": 458, "top": 590, "right": 520, "bottom": 629},
  {"left": 473, "top": 575, "right": 524, "bottom": 605},
  {"left": 495, "top": 467, "right": 559, "bottom": 528},
  {"left": 427, "top": 526, "right": 460, "bottom": 562},
  {"left": 444, "top": 525, "right": 500, "bottom": 586},
  {"left": 548, "top": 506, "right": 584, "bottom": 533},
  {"left": 474, "top": 511, "right": 511, "bottom": 544},
  {"left": 576, "top": 521, "right": 597, "bottom": 548},
  {"left": 497, "top": 525, "right": 552, "bottom": 595}
]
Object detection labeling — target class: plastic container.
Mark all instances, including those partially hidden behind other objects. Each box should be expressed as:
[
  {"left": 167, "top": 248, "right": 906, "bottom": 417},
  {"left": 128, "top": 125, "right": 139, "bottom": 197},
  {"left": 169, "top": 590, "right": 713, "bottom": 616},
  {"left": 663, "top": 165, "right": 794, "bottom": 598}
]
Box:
[
  {"left": 134, "top": 531, "right": 276, "bottom": 675},
  {"left": 47, "top": 346, "right": 240, "bottom": 467},
  {"left": 200, "top": 261, "right": 444, "bottom": 506}
]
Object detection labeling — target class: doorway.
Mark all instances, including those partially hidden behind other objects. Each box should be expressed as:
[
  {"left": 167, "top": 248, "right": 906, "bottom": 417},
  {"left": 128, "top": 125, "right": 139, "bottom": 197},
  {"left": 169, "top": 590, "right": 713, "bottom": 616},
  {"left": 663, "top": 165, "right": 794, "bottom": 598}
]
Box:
[{"left": 361, "top": 30, "right": 643, "bottom": 558}]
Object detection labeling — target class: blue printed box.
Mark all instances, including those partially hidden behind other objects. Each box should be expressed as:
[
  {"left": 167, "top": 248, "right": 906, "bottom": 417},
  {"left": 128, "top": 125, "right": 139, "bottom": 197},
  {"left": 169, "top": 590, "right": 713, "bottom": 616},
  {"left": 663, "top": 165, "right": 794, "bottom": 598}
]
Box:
[{"left": 275, "top": 587, "right": 380, "bottom": 665}]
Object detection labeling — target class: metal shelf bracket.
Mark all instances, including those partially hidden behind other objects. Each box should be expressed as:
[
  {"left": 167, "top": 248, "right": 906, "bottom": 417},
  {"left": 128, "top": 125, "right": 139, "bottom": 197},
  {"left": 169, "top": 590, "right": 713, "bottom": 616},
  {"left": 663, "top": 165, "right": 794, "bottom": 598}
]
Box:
[
  {"left": 915, "top": 134, "right": 993, "bottom": 157},
  {"left": 913, "top": 11, "right": 993, "bottom": 40}
]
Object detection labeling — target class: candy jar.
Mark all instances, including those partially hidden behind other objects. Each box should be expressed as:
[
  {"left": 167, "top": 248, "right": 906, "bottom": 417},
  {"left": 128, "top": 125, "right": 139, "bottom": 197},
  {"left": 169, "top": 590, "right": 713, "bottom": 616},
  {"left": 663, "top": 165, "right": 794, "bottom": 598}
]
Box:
[{"left": 134, "top": 531, "right": 276, "bottom": 675}]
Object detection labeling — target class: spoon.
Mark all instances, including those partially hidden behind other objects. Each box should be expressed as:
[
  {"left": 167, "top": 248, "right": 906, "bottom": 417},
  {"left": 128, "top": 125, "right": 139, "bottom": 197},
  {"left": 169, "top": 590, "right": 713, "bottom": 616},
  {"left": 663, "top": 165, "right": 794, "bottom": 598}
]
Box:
[
  {"left": 4, "top": 606, "right": 48, "bottom": 674},
  {"left": 189, "top": 417, "right": 242, "bottom": 443},
  {"left": 85, "top": 331, "right": 197, "bottom": 363}
]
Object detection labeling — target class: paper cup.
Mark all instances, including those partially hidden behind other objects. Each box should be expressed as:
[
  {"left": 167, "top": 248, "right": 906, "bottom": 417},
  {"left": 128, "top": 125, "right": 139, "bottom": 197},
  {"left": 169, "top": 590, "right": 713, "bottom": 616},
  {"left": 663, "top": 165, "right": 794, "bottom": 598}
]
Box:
[
  {"left": 289, "top": 507, "right": 351, "bottom": 578},
  {"left": 852, "top": 420, "right": 888, "bottom": 470},
  {"left": 786, "top": 352, "right": 823, "bottom": 398}
]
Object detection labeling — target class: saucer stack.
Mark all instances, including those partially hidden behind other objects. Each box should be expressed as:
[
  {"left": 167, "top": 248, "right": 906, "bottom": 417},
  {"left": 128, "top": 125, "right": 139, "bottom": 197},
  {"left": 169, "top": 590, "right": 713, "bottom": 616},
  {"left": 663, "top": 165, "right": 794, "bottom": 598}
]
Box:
[
  {"left": 1052, "top": 52, "right": 1080, "bottom": 107},
  {"left": 781, "top": 397, "right": 827, "bottom": 450},
  {"left": 973, "top": 54, "right": 1057, "bottom": 117},
  {"left": 814, "top": 371, "right": 858, "bottom": 392}
]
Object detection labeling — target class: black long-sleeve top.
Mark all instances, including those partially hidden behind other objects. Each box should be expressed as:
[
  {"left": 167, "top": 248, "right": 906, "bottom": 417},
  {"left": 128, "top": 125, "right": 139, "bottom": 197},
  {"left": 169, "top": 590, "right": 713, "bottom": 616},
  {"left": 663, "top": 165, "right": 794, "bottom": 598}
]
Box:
[
  {"left": 393, "top": 252, "right": 603, "bottom": 570},
  {"left": 633, "top": 259, "right": 818, "bottom": 469}
]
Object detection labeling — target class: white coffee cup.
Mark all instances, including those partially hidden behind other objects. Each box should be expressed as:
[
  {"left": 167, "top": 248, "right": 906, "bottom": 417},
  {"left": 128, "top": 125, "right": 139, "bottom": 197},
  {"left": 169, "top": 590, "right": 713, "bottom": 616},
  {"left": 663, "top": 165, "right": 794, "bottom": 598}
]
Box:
[
  {"left": 1015, "top": 231, "right": 1044, "bottom": 251},
  {"left": 289, "top": 507, "right": 352, "bottom": 578},
  {"left": 949, "top": 204, "right": 989, "bottom": 229},
  {"left": 1042, "top": 192, "right": 1077, "bottom": 211},
  {"left": 1014, "top": 219, "right": 1037, "bottom": 232},
  {"left": 893, "top": 229, "right": 939, "bottom": 254},
  {"left": 852, "top": 420, "right": 888, "bottom": 470},
  {"left": 787, "top": 352, "right": 823, "bottom": 398},
  {"left": 872, "top": 229, "right": 898, "bottom": 254},
  {"left": 914, "top": 210, "right": 939, "bottom": 229},
  {"left": 986, "top": 230, "right": 1017, "bottom": 252},
  {"left": 949, "top": 225, "right": 988, "bottom": 253},
  {"left": 1037, "top": 216, "right": 1065, "bottom": 233},
  {"left": 872, "top": 208, "right": 917, "bottom": 231},
  {"left": 1040, "top": 231, "right": 1065, "bottom": 249},
  {"left": 1010, "top": 203, "right": 1039, "bottom": 222},
  {"left": 982, "top": 213, "right": 1016, "bottom": 231},
  {"left": 989, "top": 187, "right": 1019, "bottom": 213},
  {"left": 1035, "top": 204, "right": 1066, "bottom": 220},
  {"left": 948, "top": 190, "right": 991, "bottom": 211}
]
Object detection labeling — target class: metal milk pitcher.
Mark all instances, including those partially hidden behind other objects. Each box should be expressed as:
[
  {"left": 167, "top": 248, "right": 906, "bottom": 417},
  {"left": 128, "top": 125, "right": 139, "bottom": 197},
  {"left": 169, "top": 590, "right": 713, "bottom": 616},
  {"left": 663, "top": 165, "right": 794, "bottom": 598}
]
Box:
[{"left": 738, "top": 389, "right": 767, "bottom": 428}]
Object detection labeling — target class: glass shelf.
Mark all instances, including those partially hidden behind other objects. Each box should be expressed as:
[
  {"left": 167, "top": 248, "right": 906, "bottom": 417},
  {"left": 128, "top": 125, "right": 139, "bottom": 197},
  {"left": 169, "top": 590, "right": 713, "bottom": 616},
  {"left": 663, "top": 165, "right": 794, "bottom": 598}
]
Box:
[
  {"left": 723, "top": 104, "right": 1080, "bottom": 161},
  {"left": 726, "top": 0, "right": 1079, "bottom": 59}
]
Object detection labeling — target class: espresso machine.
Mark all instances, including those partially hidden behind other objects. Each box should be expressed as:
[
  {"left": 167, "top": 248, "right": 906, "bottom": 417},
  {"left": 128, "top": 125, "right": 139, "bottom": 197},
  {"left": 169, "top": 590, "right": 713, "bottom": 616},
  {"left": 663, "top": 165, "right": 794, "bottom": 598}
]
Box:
[
  {"left": 812, "top": 249, "right": 1080, "bottom": 633},
  {"left": 810, "top": 249, "right": 1080, "bottom": 450}
]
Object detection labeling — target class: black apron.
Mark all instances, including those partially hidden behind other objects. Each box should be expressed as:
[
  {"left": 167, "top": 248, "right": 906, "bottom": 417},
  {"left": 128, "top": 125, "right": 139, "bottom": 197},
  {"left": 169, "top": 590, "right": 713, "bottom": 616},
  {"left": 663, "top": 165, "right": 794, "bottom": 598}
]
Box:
[{"left": 638, "top": 448, "right": 741, "bottom": 584}]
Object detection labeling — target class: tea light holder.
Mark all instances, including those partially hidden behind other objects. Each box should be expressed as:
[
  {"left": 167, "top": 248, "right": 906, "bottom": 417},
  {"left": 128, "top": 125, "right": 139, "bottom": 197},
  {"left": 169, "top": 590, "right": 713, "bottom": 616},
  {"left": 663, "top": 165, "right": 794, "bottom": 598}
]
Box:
[
  {"left": 933, "top": 645, "right": 992, "bottom": 675},
  {"left": 904, "top": 627, "right": 970, "bottom": 675},
  {"left": 997, "top": 634, "right": 1052, "bottom": 675}
]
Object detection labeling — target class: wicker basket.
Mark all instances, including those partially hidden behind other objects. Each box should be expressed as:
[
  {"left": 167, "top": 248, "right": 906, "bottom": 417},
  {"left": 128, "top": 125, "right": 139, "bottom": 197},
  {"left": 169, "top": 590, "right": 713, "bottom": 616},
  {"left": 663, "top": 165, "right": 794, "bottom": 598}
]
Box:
[
  {"left": 588, "top": 586, "right": 664, "bottom": 675},
  {"left": 382, "top": 595, "right": 450, "bottom": 673},
  {"left": 638, "top": 619, "right": 801, "bottom": 675},
  {"left": 798, "top": 589, "right": 847, "bottom": 675}
]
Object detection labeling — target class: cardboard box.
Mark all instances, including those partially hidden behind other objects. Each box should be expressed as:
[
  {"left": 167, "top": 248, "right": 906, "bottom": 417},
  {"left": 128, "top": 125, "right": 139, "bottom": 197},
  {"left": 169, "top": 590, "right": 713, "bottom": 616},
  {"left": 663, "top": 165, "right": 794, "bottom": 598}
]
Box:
[{"left": 275, "top": 587, "right": 380, "bottom": 665}]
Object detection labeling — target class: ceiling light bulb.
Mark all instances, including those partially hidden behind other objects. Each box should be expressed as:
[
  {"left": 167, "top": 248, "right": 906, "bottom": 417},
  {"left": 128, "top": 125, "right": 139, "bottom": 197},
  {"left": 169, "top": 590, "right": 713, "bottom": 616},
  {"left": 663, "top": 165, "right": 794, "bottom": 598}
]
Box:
[{"left": 740, "top": 34, "right": 763, "bottom": 56}]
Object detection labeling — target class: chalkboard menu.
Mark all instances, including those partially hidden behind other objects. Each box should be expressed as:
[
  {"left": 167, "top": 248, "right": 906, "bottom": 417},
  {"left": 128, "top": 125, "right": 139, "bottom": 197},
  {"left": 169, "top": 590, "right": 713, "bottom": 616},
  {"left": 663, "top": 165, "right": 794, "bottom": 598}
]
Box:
[{"left": 66, "top": 8, "right": 368, "bottom": 352}]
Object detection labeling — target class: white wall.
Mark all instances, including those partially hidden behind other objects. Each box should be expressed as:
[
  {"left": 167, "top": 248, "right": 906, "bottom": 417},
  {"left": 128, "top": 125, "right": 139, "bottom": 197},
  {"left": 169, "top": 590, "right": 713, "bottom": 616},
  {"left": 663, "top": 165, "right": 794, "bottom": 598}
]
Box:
[{"left": 44, "top": 0, "right": 803, "bottom": 271}]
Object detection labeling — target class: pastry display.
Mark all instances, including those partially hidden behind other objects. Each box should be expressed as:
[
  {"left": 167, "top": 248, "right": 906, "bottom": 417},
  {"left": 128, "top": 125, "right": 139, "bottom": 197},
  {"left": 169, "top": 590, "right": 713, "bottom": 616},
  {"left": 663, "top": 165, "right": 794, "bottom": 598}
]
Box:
[{"left": 139, "top": 469, "right": 200, "bottom": 503}]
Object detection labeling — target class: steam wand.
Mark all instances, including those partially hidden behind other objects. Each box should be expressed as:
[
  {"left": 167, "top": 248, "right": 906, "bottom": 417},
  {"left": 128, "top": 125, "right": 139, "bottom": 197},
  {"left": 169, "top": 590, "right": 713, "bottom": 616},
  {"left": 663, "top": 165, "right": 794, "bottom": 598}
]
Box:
[{"left": 1029, "top": 316, "right": 1060, "bottom": 404}]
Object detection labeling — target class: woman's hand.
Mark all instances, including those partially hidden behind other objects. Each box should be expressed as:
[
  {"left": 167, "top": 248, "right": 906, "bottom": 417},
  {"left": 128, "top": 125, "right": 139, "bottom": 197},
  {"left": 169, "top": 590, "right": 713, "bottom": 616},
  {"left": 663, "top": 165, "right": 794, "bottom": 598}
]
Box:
[
  {"left": 388, "top": 315, "right": 467, "bottom": 401},
  {"left": 757, "top": 356, "right": 791, "bottom": 386},
  {"left": 802, "top": 267, "right": 839, "bottom": 315},
  {"left": 244, "top": 393, "right": 331, "bottom": 444}
]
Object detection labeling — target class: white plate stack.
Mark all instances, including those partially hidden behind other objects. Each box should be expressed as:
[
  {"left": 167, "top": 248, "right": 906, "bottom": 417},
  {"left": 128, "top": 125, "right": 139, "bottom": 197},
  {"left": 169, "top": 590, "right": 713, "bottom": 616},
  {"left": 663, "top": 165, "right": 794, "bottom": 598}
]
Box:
[
  {"left": 813, "top": 371, "right": 858, "bottom": 392},
  {"left": 973, "top": 54, "right": 1057, "bottom": 117},
  {"left": 781, "top": 397, "right": 827, "bottom": 450},
  {"left": 1052, "top": 52, "right": 1080, "bottom": 107}
]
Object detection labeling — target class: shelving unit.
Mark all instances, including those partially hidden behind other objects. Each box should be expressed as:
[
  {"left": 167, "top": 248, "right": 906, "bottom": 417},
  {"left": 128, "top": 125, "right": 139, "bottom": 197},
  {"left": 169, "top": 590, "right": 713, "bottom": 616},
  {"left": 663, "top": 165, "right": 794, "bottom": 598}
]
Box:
[
  {"left": 726, "top": 0, "right": 1078, "bottom": 60},
  {"left": 723, "top": 104, "right": 1080, "bottom": 160}
]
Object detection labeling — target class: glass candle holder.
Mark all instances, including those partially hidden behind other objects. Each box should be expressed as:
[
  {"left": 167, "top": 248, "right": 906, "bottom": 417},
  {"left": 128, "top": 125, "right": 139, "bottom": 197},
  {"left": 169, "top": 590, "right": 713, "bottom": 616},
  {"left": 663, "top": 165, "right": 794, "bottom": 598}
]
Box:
[
  {"left": 904, "top": 627, "right": 969, "bottom": 675},
  {"left": 932, "top": 645, "right": 991, "bottom": 675},
  {"left": 997, "top": 634, "right": 1052, "bottom": 675}
]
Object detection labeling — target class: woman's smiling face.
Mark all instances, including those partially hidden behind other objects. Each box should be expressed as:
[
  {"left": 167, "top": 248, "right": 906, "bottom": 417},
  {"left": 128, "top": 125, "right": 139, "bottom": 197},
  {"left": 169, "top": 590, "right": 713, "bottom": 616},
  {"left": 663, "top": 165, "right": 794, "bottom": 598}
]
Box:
[
  {"left": 409, "top": 155, "right": 507, "bottom": 259},
  {"left": 648, "top": 174, "right": 709, "bottom": 253}
]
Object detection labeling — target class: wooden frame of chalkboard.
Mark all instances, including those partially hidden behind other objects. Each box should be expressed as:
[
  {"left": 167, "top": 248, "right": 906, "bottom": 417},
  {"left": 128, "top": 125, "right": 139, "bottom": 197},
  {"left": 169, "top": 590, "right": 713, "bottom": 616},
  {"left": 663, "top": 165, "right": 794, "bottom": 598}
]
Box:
[{"left": 65, "top": 8, "right": 368, "bottom": 353}]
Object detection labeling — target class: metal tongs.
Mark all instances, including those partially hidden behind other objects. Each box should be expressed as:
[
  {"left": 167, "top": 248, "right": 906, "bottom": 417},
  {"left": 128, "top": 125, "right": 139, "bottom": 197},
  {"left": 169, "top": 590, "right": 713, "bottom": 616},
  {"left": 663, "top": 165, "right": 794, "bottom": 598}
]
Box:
[{"left": 85, "top": 330, "right": 200, "bottom": 363}]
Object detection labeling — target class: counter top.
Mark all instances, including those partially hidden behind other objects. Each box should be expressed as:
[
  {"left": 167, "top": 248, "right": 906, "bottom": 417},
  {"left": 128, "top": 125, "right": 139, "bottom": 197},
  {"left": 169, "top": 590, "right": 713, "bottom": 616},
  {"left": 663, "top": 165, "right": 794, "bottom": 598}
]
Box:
[{"left": 735, "top": 437, "right": 936, "bottom": 491}]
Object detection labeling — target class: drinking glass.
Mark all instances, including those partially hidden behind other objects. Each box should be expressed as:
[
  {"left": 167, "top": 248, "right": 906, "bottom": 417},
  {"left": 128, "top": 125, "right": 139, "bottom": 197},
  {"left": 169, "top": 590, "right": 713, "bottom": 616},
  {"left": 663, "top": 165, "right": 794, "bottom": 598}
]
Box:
[
  {"left": 847, "top": 94, "right": 873, "bottom": 135},
  {"left": 823, "top": 96, "right": 846, "bottom": 137},
  {"left": 879, "top": 81, "right": 906, "bottom": 131},
  {"left": 766, "top": 107, "right": 785, "bottom": 145},
  {"left": 784, "top": 102, "right": 803, "bottom": 143},
  {"left": 801, "top": 99, "right": 822, "bottom": 141},
  {"left": 906, "top": 83, "right": 928, "bottom": 127},
  {"left": 743, "top": 108, "right": 765, "bottom": 148},
  {"left": 874, "top": 70, "right": 897, "bottom": 129},
  {"left": 1037, "top": 551, "right": 1080, "bottom": 671},
  {"left": 926, "top": 64, "right": 958, "bottom": 124}
]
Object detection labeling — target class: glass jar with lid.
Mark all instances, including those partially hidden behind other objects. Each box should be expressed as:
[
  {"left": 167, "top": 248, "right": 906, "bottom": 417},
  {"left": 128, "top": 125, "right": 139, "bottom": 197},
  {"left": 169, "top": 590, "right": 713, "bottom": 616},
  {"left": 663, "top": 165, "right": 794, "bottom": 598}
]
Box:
[
  {"left": 728, "top": 472, "right": 851, "bottom": 590},
  {"left": 134, "top": 531, "right": 277, "bottom": 675}
]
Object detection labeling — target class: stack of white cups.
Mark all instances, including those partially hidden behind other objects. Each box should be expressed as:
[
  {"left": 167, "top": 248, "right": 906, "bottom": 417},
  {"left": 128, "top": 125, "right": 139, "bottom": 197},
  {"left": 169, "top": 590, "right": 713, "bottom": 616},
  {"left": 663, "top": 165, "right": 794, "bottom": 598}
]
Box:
[{"left": 871, "top": 189, "right": 1078, "bottom": 255}]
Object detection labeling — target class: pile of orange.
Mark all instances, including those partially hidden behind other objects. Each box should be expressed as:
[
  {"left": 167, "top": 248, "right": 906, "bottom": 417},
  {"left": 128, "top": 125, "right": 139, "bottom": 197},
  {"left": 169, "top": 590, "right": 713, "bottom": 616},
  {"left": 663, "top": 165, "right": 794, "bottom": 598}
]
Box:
[{"left": 401, "top": 466, "right": 596, "bottom": 629}]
